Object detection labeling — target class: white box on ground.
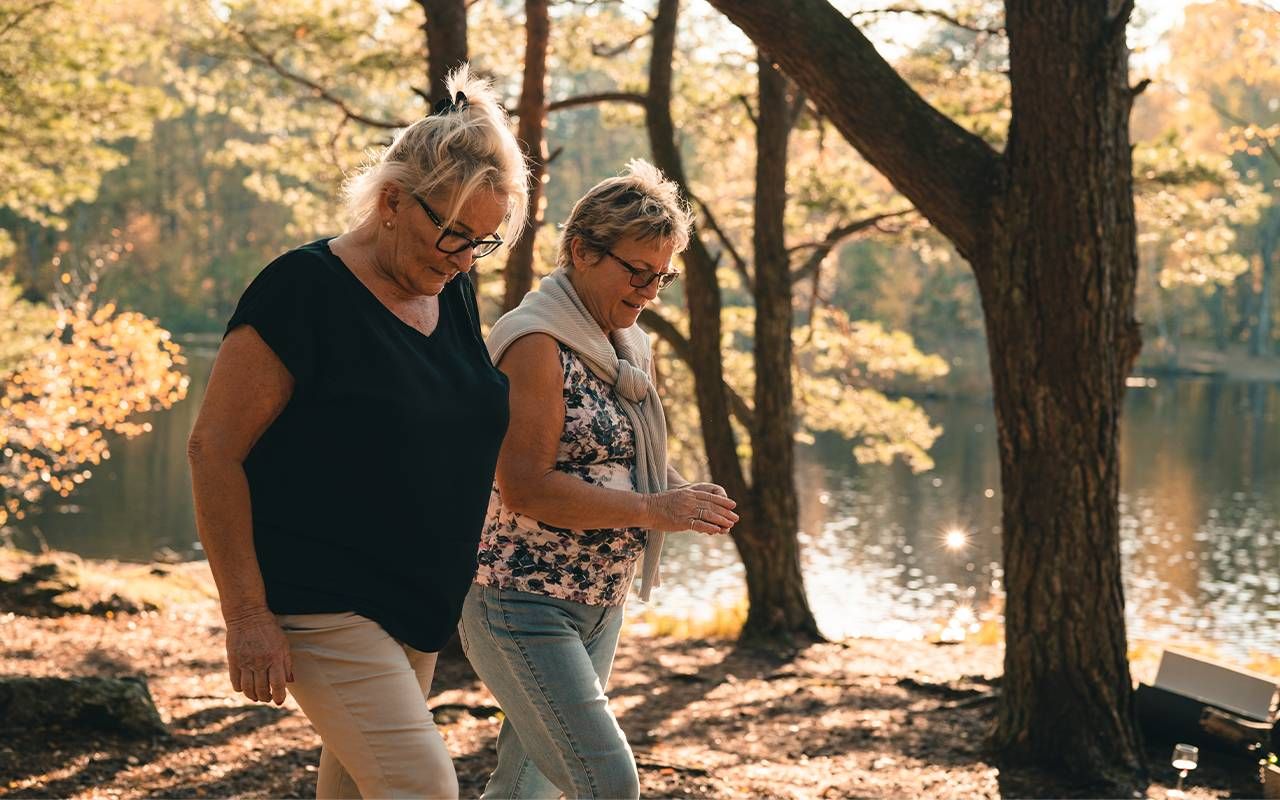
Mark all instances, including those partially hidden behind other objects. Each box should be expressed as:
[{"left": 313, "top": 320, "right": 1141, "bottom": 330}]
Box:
[{"left": 1153, "top": 650, "right": 1279, "bottom": 722}]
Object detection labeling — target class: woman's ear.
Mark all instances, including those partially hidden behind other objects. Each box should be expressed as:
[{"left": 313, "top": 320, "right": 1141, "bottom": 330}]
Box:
[
  {"left": 378, "top": 183, "right": 402, "bottom": 220},
  {"left": 570, "top": 237, "right": 598, "bottom": 270}
]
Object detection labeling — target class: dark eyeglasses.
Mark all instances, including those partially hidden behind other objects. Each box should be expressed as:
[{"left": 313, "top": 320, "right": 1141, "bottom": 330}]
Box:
[
  {"left": 605, "top": 250, "right": 680, "bottom": 290},
  {"left": 412, "top": 194, "right": 504, "bottom": 258}
]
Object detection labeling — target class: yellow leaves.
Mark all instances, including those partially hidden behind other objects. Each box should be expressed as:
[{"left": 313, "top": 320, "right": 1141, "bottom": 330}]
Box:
[
  {"left": 1133, "top": 137, "right": 1271, "bottom": 290},
  {"left": 650, "top": 303, "right": 946, "bottom": 476},
  {"left": 0, "top": 288, "right": 186, "bottom": 523}
]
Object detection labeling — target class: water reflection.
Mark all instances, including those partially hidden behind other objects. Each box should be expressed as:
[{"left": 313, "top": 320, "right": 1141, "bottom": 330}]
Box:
[
  {"left": 660, "top": 382, "right": 1280, "bottom": 657},
  {"left": 8, "top": 350, "right": 1279, "bottom": 657}
]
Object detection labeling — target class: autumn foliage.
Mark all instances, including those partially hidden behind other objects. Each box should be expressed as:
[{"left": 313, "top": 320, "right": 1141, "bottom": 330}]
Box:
[{"left": 0, "top": 275, "right": 188, "bottom": 528}]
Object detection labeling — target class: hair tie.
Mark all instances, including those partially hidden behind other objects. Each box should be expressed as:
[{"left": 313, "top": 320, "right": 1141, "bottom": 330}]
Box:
[{"left": 431, "top": 90, "right": 469, "bottom": 116}]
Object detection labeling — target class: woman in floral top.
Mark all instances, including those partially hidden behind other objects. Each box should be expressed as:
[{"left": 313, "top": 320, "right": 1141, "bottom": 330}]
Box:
[{"left": 459, "top": 160, "right": 740, "bottom": 799}]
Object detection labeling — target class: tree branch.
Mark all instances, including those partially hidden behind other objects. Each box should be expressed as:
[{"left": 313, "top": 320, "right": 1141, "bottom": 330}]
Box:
[
  {"left": 639, "top": 308, "right": 755, "bottom": 432},
  {"left": 230, "top": 26, "right": 409, "bottom": 130},
  {"left": 1170, "top": 82, "right": 1280, "bottom": 170},
  {"left": 0, "top": 0, "right": 54, "bottom": 42},
  {"left": 787, "top": 90, "right": 808, "bottom": 132},
  {"left": 688, "top": 192, "right": 751, "bottom": 287},
  {"left": 547, "top": 92, "right": 648, "bottom": 113},
  {"left": 705, "top": 0, "right": 1000, "bottom": 262},
  {"left": 591, "top": 29, "right": 650, "bottom": 57},
  {"left": 789, "top": 208, "right": 916, "bottom": 285},
  {"left": 848, "top": 4, "right": 1005, "bottom": 36}
]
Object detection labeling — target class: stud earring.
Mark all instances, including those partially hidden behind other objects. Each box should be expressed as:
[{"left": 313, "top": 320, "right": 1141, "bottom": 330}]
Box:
[{"left": 384, "top": 220, "right": 393, "bottom": 229}]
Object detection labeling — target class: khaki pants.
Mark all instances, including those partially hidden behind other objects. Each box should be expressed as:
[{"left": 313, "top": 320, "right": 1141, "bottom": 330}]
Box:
[{"left": 277, "top": 612, "right": 457, "bottom": 799}]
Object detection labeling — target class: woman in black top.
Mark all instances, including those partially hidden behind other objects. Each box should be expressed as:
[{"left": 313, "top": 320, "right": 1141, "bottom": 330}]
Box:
[{"left": 188, "top": 65, "right": 528, "bottom": 799}]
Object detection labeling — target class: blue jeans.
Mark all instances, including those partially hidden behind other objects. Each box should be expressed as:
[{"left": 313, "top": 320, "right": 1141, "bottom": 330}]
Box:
[{"left": 458, "top": 583, "right": 638, "bottom": 799}]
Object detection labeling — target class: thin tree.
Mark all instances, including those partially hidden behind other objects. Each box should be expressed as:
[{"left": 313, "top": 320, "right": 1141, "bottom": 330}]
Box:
[
  {"left": 704, "top": 0, "right": 1148, "bottom": 789},
  {"left": 641, "top": 0, "right": 918, "bottom": 647},
  {"left": 504, "top": 0, "right": 550, "bottom": 312}
]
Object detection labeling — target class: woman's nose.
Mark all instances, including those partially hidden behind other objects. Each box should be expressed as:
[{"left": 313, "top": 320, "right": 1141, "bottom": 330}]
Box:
[{"left": 448, "top": 248, "right": 476, "bottom": 272}]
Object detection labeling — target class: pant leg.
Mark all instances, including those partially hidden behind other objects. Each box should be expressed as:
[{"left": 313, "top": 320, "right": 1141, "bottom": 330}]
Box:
[
  {"left": 471, "top": 598, "right": 628, "bottom": 800},
  {"left": 314, "top": 637, "right": 448, "bottom": 799},
  {"left": 278, "top": 612, "right": 458, "bottom": 799},
  {"left": 317, "top": 746, "right": 360, "bottom": 799},
  {"left": 459, "top": 585, "right": 637, "bottom": 800}
]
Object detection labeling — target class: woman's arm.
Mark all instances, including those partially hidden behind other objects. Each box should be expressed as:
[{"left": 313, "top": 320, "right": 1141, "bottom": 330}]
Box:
[
  {"left": 494, "top": 334, "right": 738, "bottom": 534},
  {"left": 187, "top": 325, "right": 295, "bottom": 705}
]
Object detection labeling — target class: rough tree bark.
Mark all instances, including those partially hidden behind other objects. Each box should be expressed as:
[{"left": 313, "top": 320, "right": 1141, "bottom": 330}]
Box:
[
  {"left": 743, "top": 55, "right": 821, "bottom": 646},
  {"left": 504, "top": 0, "right": 550, "bottom": 312},
  {"left": 704, "top": 0, "right": 1147, "bottom": 789},
  {"left": 417, "top": 0, "right": 468, "bottom": 100}
]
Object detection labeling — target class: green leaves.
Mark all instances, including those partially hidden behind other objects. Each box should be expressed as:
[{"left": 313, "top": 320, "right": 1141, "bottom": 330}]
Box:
[{"left": 0, "top": 1, "right": 172, "bottom": 228}]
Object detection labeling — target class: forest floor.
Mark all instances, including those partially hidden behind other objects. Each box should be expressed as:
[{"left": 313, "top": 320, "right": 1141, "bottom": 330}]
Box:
[{"left": 0, "top": 548, "right": 1268, "bottom": 799}]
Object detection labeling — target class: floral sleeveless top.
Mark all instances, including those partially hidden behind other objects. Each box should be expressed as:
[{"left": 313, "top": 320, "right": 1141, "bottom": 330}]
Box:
[{"left": 474, "top": 343, "right": 647, "bottom": 606}]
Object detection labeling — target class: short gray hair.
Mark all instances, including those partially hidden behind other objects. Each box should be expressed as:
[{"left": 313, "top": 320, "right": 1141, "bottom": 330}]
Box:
[
  {"left": 342, "top": 64, "right": 530, "bottom": 240},
  {"left": 556, "top": 159, "right": 693, "bottom": 270}
]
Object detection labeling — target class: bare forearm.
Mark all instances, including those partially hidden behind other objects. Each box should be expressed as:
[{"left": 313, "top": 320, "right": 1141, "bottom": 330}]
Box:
[
  {"left": 189, "top": 457, "right": 271, "bottom": 621},
  {"left": 504, "top": 470, "right": 653, "bottom": 531}
]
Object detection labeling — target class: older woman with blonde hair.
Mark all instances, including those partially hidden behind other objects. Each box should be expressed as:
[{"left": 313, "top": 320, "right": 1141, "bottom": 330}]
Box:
[
  {"left": 459, "top": 159, "right": 740, "bottom": 799},
  {"left": 187, "top": 65, "right": 527, "bottom": 799}
]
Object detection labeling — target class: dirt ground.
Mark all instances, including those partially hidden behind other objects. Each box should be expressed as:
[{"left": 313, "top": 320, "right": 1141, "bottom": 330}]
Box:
[{"left": 0, "top": 551, "right": 1267, "bottom": 799}]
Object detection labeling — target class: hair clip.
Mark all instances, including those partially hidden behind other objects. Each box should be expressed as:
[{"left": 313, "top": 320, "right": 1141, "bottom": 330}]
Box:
[{"left": 431, "top": 90, "right": 469, "bottom": 116}]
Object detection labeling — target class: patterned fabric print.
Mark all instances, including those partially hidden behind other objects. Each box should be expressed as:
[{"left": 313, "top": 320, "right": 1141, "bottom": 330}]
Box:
[{"left": 475, "top": 343, "right": 647, "bottom": 606}]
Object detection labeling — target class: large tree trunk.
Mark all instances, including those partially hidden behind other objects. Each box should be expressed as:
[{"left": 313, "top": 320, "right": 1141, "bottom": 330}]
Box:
[
  {"left": 982, "top": 0, "right": 1145, "bottom": 785},
  {"left": 741, "top": 55, "right": 820, "bottom": 646},
  {"left": 417, "top": 0, "right": 468, "bottom": 100},
  {"left": 503, "top": 0, "right": 550, "bottom": 312},
  {"left": 704, "top": 0, "right": 1146, "bottom": 788}
]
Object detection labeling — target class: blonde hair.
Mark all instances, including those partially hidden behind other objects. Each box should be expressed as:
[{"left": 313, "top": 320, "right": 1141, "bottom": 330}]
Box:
[
  {"left": 343, "top": 64, "right": 530, "bottom": 241},
  {"left": 556, "top": 159, "right": 693, "bottom": 270}
]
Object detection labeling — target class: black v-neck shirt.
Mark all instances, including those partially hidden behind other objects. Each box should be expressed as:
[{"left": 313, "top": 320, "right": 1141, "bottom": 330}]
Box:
[{"left": 224, "top": 238, "right": 509, "bottom": 652}]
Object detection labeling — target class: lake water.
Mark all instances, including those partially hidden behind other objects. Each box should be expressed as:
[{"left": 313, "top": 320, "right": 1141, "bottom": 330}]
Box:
[{"left": 8, "top": 342, "right": 1279, "bottom": 658}]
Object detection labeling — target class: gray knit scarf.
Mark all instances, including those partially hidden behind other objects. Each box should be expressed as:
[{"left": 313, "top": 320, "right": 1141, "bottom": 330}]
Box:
[{"left": 486, "top": 267, "right": 669, "bottom": 601}]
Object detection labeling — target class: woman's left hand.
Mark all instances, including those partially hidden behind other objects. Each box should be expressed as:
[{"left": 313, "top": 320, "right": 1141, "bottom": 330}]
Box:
[{"left": 678, "top": 482, "right": 736, "bottom": 534}]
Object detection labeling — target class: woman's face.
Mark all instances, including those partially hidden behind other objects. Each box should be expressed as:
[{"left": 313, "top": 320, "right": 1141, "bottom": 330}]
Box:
[
  {"left": 572, "top": 235, "right": 677, "bottom": 334},
  {"left": 376, "top": 185, "right": 508, "bottom": 297}
]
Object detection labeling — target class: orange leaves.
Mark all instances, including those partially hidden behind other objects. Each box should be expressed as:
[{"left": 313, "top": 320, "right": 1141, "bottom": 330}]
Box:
[{"left": 0, "top": 293, "right": 187, "bottom": 522}]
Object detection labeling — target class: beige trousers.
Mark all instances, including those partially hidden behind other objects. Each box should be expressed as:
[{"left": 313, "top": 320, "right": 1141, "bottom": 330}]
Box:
[{"left": 277, "top": 612, "right": 457, "bottom": 799}]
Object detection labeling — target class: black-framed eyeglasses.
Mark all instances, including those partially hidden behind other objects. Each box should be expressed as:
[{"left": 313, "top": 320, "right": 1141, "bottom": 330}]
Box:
[
  {"left": 605, "top": 250, "right": 680, "bottom": 290},
  {"left": 412, "top": 194, "right": 504, "bottom": 258}
]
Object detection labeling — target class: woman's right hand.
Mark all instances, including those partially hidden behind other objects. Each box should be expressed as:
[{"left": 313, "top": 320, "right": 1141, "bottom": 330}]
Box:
[
  {"left": 645, "top": 486, "right": 740, "bottom": 534},
  {"left": 224, "top": 609, "right": 294, "bottom": 705}
]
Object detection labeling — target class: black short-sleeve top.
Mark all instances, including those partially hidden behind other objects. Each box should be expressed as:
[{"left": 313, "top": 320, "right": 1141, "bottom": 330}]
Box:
[{"left": 224, "top": 238, "right": 509, "bottom": 652}]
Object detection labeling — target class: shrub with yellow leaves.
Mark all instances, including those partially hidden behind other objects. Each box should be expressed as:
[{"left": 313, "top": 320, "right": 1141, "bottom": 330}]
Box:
[{"left": 0, "top": 284, "right": 188, "bottom": 528}]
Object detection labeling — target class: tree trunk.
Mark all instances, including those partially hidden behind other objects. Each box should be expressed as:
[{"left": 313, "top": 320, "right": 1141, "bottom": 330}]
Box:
[
  {"left": 1216, "top": 284, "right": 1234, "bottom": 350},
  {"left": 704, "top": 0, "right": 1146, "bottom": 788},
  {"left": 741, "top": 54, "right": 820, "bottom": 647},
  {"left": 503, "top": 0, "right": 550, "bottom": 312},
  {"left": 644, "top": 0, "right": 748, "bottom": 509},
  {"left": 981, "top": 2, "right": 1145, "bottom": 786},
  {"left": 417, "top": 0, "right": 470, "bottom": 290},
  {"left": 417, "top": 0, "right": 468, "bottom": 101},
  {"left": 646, "top": 0, "right": 819, "bottom": 649},
  {"left": 1251, "top": 210, "right": 1279, "bottom": 356}
]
